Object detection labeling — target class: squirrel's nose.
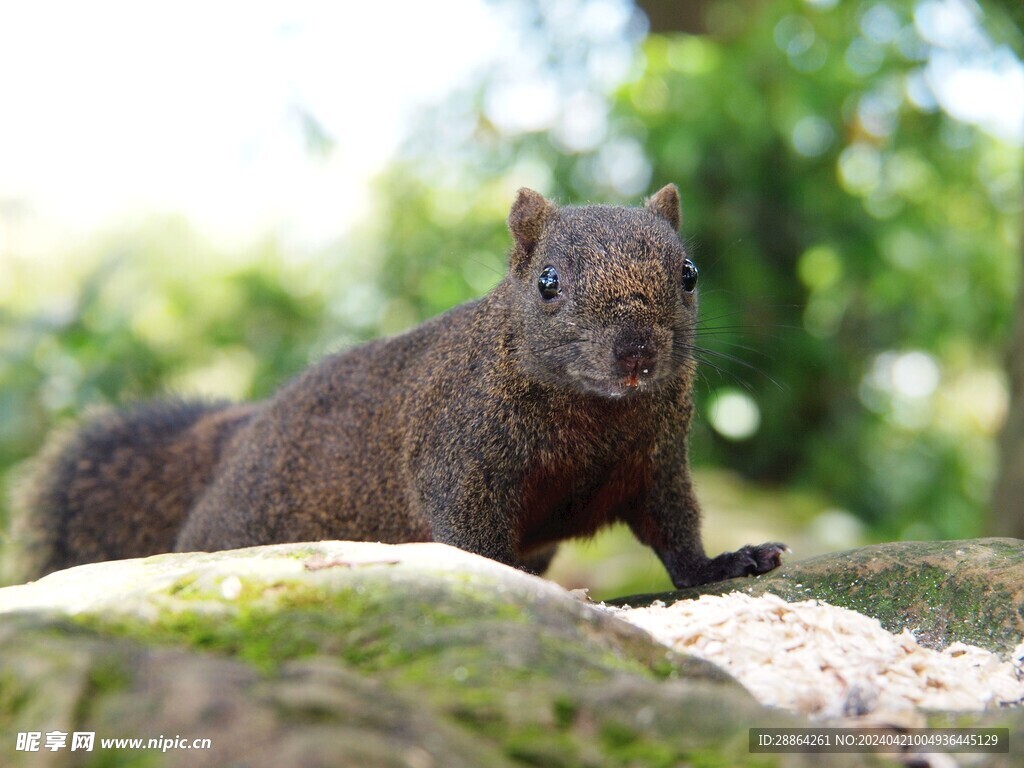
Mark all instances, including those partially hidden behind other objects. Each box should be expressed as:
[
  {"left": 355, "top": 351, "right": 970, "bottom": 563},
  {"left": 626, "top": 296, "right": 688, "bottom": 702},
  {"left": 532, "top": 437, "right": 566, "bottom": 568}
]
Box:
[{"left": 613, "top": 331, "right": 658, "bottom": 382}]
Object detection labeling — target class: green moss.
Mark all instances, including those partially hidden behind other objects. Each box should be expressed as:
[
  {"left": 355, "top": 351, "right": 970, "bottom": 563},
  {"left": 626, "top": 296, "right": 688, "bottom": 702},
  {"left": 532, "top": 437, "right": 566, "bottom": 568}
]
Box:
[
  {"left": 600, "top": 721, "right": 639, "bottom": 749},
  {"left": 0, "top": 669, "right": 32, "bottom": 721},
  {"left": 600, "top": 727, "right": 680, "bottom": 768},
  {"left": 166, "top": 574, "right": 198, "bottom": 596},
  {"left": 768, "top": 560, "right": 1021, "bottom": 652},
  {"left": 279, "top": 545, "right": 327, "bottom": 559},
  {"left": 552, "top": 697, "right": 577, "bottom": 730},
  {"left": 161, "top": 573, "right": 279, "bottom": 604},
  {"left": 74, "top": 578, "right": 536, "bottom": 676},
  {"left": 73, "top": 656, "right": 134, "bottom": 724},
  {"left": 501, "top": 726, "right": 580, "bottom": 767},
  {"left": 78, "top": 604, "right": 339, "bottom": 674},
  {"left": 82, "top": 751, "right": 161, "bottom": 768}
]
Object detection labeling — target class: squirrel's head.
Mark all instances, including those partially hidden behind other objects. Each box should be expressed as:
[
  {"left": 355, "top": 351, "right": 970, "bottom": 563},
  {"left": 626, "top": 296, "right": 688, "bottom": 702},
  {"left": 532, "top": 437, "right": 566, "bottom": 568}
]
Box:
[{"left": 505, "top": 184, "right": 699, "bottom": 399}]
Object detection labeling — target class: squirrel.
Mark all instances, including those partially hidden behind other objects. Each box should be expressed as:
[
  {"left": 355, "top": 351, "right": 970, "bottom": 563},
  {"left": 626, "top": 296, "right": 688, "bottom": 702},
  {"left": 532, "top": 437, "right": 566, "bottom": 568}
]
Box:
[{"left": 11, "top": 184, "right": 786, "bottom": 587}]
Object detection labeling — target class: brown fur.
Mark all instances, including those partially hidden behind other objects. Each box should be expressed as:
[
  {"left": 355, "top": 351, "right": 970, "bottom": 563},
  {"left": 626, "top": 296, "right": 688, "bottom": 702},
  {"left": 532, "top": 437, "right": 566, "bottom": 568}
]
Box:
[
  {"left": 12, "top": 185, "right": 785, "bottom": 586},
  {"left": 12, "top": 400, "right": 258, "bottom": 578}
]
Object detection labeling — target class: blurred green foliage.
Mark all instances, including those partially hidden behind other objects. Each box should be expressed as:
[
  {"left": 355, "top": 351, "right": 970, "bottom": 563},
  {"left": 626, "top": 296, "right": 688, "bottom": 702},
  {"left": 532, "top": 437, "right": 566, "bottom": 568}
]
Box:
[
  {"left": 1, "top": 0, "right": 1021, "bottom": 572},
  {"left": 0, "top": 219, "right": 343, "bottom": 542}
]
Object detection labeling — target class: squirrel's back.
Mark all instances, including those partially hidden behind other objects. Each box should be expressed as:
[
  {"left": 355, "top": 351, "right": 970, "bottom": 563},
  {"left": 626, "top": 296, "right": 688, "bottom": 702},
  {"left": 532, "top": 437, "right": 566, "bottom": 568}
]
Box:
[{"left": 171, "top": 298, "right": 489, "bottom": 552}]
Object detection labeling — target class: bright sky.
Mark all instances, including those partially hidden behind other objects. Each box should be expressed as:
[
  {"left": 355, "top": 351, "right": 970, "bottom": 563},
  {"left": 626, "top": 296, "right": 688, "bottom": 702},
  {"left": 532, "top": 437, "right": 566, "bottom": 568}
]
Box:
[
  {"left": 0, "top": 0, "right": 1020, "bottom": 256},
  {"left": 0, "top": 1, "right": 501, "bottom": 249}
]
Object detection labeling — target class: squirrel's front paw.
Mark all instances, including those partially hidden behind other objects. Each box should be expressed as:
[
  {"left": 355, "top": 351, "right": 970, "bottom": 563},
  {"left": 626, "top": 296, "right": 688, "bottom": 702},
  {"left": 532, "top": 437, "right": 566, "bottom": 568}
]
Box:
[
  {"left": 711, "top": 541, "right": 788, "bottom": 580},
  {"left": 742, "top": 541, "right": 788, "bottom": 575},
  {"left": 666, "top": 541, "right": 789, "bottom": 588}
]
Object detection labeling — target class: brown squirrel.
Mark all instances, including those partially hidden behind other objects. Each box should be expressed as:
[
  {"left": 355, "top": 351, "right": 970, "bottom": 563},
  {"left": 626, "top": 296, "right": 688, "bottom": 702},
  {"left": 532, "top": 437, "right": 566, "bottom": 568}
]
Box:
[{"left": 12, "top": 184, "right": 786, "bottom": 586}]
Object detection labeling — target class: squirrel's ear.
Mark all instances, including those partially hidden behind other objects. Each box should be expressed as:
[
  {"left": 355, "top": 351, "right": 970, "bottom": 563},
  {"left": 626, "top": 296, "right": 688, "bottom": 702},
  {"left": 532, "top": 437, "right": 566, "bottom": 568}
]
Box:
[
  {"left": 508, "top": 188, "right": 555, "bottom": 267},
  {"left": 645, "top": 184, "right": 681, "bottom": 231}
]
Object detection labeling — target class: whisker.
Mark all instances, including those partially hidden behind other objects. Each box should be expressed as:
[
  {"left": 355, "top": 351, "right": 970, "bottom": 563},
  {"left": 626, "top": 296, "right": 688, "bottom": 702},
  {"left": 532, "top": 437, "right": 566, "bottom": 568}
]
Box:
[
  {"left": 697, "top": 339, "right": 770, "bottom": 359},
  {"left": 686, "top": 355, "right": 758, "bottom": 394},
  {"left": 676, "top": 344, "right": 786, "bottom": 392}
]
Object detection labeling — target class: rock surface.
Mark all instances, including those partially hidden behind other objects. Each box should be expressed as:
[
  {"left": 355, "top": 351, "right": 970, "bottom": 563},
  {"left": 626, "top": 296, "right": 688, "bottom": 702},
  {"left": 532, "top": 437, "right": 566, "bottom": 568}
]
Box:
[
  {"left": 1, "top": 539, "right": 1022, "bottom": 766},
  {"left": 0, "top": 541, "right": 866, "bottom": 768}
]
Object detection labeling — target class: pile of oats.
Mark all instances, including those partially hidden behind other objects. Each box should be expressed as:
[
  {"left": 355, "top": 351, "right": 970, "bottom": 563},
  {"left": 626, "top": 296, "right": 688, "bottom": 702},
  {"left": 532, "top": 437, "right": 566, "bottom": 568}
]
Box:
[{"left": 604, "top": 592, "right": 1024, "bottom": 719}]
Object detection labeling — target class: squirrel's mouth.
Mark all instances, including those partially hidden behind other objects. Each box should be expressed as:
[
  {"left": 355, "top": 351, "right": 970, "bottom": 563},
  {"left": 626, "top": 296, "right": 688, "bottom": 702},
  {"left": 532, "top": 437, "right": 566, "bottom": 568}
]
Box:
[
  {"left": 569, "top": 369, "right": 660, "bottom": 399},
  {"left": 611, "top": 373, "right": 656, "bottom": 398}
]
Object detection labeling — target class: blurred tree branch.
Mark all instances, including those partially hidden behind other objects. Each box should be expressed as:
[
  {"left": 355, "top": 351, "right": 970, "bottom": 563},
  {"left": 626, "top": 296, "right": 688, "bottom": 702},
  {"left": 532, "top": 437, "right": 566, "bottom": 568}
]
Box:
[
  {"left": 989, "top": 0, "right": 1024, "bottom": 536},
  {"left": 992, "top": 233, "right": 1024, "bottom": 536}
]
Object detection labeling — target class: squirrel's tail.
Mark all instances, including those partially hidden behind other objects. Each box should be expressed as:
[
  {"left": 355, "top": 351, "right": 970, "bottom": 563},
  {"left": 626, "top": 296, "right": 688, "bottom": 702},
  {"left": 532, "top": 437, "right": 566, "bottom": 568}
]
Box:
[{"left": 7, "top": 399, "right": 258, "bottom": 581}]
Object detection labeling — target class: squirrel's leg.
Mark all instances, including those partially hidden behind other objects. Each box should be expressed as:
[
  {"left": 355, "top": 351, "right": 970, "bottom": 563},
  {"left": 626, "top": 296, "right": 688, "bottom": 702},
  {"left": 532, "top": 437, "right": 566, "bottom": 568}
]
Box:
[
  {"left": 627, "top": 458, "right": 786, "bottom": 589},
  {"left": 517, "top": 543, "right": 559, "bottom": 575},
  {"left": 427, "top": 505, "right": 519, "bottom": 568},
  {"left": 416, "top": 476, "right": 521, "bottom": 568}
]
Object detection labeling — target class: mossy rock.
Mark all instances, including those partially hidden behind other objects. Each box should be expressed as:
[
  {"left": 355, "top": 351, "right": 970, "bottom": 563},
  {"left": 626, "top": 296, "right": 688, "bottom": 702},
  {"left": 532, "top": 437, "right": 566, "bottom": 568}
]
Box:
[
  {"left": 612, "top": 538, "right": 1024, "bottom": 656},
  {"left": 0, "top": 541, "right": 889, "bottom": 767},
  {"left": 0, "top": 612, "right": 510, "bottom": 768}
]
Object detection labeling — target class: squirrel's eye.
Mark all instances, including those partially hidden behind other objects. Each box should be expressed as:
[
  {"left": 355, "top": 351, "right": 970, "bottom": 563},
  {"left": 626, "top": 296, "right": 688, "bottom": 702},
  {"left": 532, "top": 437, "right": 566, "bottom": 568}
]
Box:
[
  {"left": 681, "top": 258, "right": 698, "bottom": 293},
  {"left": 538, "top": 265, "right": 561, "bottom": 301}
]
